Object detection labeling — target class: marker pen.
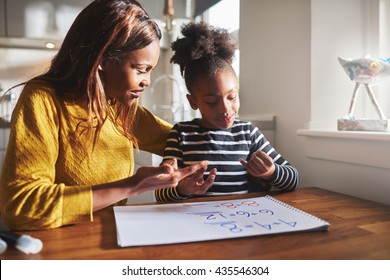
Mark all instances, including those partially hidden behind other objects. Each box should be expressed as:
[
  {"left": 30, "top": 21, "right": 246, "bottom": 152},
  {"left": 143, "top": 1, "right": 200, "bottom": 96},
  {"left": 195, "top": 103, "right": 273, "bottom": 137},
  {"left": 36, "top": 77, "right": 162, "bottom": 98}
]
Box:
[
  {"left": 0, "top": 237, "right": 7, "bottom": 254},
  {"left": 0, "top": 230, "right": 43, "bottom": 254}
]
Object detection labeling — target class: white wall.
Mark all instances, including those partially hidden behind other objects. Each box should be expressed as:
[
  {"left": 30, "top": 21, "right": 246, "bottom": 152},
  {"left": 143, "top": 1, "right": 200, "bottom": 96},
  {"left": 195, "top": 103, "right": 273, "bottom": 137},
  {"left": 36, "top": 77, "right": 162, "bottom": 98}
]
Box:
[
  {"left": 240, "top": 0, "right": 390, "bottom": 205},
  {"left": 239, "top": 0, "right": 311, "bottom": 187}
]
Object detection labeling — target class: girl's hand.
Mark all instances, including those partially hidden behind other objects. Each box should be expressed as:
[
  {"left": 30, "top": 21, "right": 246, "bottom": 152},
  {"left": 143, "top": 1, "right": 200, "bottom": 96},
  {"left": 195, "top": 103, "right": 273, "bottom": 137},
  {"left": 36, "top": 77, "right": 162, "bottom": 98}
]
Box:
[
  {"left": 131, "top": 159, "right": 210, "bottom": 195},
  {"left": 240, "top": 150, "right": 275, "bottom": 180},
  {"left": 176, "top": 167, "right": 217, "bottom": 196}
]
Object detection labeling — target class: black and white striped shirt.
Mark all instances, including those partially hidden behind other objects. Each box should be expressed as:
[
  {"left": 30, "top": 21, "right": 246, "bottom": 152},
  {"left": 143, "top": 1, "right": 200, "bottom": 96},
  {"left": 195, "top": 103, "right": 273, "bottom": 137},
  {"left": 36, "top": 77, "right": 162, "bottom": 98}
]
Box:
[{"left": 155, "top": 119, "right": 299, "bottom": 202}]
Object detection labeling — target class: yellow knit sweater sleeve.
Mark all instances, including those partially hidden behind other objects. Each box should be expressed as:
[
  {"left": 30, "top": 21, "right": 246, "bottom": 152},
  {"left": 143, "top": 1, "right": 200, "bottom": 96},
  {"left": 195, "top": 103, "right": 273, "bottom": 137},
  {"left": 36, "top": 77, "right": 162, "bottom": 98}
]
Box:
[
  {"left": 133, "top": 106, "right": 172, "bottom": 156},
  {"left": 0, "top": 83, "right": 94, "bottom": 230}
]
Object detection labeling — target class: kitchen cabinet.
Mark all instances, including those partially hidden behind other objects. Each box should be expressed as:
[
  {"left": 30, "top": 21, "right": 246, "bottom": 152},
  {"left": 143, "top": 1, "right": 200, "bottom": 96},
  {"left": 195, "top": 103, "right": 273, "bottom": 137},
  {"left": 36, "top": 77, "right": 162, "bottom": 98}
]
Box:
[
  {"left": 5, "top": 0, "right": 91, "bottom": 38},
  {"left": 0, "top": 0, "right": 221, "bottom": 49},
  {"left": 0, "top": 0, "right": 91, "bottom": 48},
  {"left": 0, "top": 0, "right": 5, "bottom": 37},
  {"left": 0, "top": 125, "right": 10, "bottom": 171}
]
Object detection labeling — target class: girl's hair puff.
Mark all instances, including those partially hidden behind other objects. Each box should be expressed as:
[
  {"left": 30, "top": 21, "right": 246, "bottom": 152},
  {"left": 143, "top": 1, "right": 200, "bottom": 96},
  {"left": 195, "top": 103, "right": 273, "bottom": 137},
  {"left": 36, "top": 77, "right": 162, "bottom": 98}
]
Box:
[{"left": 170, "top": 21, "right": 237, "bottom": 93}]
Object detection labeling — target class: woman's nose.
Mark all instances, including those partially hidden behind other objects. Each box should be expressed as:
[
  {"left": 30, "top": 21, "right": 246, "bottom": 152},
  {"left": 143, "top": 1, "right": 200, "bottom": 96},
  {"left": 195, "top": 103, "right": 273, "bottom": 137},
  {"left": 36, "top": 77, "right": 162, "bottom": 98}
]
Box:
[
  {"left": 141, "top": 74, "right": 151, "bottom": 87},
  {"left": 141, "top": 78, "right": 150, "bottom": 88}
]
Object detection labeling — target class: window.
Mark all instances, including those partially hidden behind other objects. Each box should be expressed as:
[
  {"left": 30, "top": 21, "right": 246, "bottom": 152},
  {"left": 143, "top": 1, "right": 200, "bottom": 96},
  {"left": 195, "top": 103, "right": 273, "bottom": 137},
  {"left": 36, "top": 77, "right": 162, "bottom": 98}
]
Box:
[
  {"left": 298, "top": 0, "right": 390, "bottom": 177},
  {"left": 310, "top": 0, "right": 390, "bottom": 130},
  {"left": 196, "top": 0, "right": 240, "bottom": 76}
]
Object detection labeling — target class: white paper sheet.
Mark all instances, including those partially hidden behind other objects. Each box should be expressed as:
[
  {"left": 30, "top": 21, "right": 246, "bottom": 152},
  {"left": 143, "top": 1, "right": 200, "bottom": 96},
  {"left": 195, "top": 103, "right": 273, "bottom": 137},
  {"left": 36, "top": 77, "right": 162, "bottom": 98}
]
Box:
[{"left": 113, "top": 195, "right": 329, "bottom": 247}]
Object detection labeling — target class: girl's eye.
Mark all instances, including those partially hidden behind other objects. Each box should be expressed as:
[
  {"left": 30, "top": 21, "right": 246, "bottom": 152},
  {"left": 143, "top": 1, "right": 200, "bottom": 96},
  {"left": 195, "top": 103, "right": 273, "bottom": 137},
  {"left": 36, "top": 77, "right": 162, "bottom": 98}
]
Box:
[{"left": 204, "top": 98, "right": 217, "bottom": 105}]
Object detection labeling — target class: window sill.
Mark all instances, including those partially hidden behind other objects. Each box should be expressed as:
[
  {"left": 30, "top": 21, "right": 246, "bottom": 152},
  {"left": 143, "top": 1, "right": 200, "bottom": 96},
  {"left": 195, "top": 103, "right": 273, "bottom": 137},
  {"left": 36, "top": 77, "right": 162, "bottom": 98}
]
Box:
[
  {"left": 297, "top": 129, "right": 390, "bottom": 169},
  {"left": 297, "top": 129, "right": 390, "bottom": 141}
]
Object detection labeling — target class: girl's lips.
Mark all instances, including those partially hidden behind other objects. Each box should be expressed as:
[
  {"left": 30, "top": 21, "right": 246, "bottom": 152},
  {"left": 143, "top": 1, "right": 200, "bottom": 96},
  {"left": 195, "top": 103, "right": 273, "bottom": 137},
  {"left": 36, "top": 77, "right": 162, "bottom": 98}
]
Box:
[{"left": 223, "top": 114, "right": 235, "bottom": 123}]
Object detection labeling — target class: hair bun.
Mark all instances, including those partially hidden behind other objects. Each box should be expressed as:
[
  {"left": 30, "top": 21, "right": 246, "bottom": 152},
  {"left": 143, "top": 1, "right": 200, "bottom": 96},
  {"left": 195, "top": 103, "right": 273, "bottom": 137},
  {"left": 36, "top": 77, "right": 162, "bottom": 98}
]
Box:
[{"left": 170, "top": 21, "right": 237, "bottom": 74}]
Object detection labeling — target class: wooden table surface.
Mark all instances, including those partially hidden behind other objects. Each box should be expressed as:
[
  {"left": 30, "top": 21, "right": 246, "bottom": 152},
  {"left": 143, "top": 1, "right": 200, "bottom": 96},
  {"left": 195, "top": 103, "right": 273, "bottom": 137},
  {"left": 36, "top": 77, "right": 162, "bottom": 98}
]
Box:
[{"left": 1, "top": 187, "right": 390, "bottom": 260}]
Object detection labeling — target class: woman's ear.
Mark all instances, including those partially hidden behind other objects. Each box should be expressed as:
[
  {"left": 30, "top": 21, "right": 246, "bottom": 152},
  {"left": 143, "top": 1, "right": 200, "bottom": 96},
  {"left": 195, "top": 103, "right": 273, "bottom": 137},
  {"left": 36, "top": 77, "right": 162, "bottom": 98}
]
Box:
[
  {"left": 186, "top": 94, "right": 198, "bottom": 110},
  {"left": 99, "top": 57, "right": 111, "bottom": 71}
]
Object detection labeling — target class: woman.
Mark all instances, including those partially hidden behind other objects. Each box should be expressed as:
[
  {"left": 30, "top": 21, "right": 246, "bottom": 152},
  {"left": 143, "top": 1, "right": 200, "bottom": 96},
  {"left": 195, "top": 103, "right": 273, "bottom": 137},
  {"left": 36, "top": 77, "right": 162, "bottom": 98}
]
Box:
[{"left": 0, "top": 0, "right": 209, "bottom": 230}]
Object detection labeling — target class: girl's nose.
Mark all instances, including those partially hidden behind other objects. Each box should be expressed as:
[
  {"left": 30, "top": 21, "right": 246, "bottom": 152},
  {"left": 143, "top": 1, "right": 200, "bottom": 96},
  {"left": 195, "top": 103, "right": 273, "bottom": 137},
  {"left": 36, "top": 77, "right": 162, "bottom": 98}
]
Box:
[{"left": 219, "top": 99, "right": 230, "bottom": 113}]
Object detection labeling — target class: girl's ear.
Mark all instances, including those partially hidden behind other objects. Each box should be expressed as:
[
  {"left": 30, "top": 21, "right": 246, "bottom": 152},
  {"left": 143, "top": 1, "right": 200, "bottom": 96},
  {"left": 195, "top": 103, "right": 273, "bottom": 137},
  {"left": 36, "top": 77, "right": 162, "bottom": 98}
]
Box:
[
  {"left": 186, "top": 94, "right": 198, "bottom": 110},
  {"left": 98, "top": 65, "right": 103, "bottom": 71}
]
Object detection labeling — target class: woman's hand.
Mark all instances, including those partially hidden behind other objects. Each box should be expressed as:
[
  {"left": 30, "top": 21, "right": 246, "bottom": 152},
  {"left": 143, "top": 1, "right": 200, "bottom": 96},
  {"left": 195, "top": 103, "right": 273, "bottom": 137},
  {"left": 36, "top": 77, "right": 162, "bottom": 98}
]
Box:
[
  {"left": 240, "top": 150, "right": 275, "bottom": 180},
  {"left": 93, "top": 159, "right": 212, "bottom": 211},
  {"left": 131, "top": 159, "right": 211, "bottom": 196}
]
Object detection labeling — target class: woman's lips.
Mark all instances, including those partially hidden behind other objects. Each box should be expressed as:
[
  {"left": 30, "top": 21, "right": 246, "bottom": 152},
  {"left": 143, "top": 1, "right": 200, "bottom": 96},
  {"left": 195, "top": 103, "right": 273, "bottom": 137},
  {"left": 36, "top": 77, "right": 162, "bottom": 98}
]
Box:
[
  {"left": 131, "top": 92, "right": 140, "bottom": 99},
  {"left": 131, "top": 90, "right": 143, "bottom": 99}
]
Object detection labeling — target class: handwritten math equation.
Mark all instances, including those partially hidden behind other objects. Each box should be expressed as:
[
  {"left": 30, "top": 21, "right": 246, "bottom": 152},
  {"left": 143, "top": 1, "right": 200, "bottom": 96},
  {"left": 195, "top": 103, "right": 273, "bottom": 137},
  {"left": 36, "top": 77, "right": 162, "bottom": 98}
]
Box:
[{"left": 186, "top": 200, "right": 298, "bottom": 233}]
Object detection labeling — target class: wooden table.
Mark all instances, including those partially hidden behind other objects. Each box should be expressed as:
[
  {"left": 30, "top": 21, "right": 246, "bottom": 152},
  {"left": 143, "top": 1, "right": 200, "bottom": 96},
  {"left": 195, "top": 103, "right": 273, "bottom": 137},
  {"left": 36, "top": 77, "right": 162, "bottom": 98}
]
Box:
[{"left": 1, "top": 187, "right": 390, "bottom": 260}]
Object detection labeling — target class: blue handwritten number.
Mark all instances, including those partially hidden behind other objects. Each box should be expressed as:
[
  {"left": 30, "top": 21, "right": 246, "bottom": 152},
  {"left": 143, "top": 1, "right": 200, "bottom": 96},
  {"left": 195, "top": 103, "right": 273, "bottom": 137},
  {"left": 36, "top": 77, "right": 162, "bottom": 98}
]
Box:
[
  {"left": 221, "top": 221, "right": 243, "bottom": 233},
  {"left": 259, "top": 209, "right": 274, "bottom": 215},
  {"left": 187, "top": 211, "right": 227, "bottom": 220},
  {"left": 207, "top": 221, "right": 243, "bottom": 233},
  {"left": 235, "top": 211, "right": 251, "bottom": 217},
  {"left": 278, "top": 219, "right": 297, "bottom": 228},
  {"left": 253, "top": 222, "right": 272, "bottom": 230}
]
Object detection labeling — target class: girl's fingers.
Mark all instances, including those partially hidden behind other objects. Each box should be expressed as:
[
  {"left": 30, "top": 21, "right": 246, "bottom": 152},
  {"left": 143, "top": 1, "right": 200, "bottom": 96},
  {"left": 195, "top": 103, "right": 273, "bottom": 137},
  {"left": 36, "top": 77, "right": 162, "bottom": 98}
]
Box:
[
  {"left": 175, "top": 160, "right": 209, "bottom": 181},
  {"left": 191, "top": 166, "right": 208, "bottom": 182},
  {"left": 195, "top": 168, "right": 217, "bottom": 194},
  {"left": 239, "top": 158, "right": 248, "bottom": 167}
]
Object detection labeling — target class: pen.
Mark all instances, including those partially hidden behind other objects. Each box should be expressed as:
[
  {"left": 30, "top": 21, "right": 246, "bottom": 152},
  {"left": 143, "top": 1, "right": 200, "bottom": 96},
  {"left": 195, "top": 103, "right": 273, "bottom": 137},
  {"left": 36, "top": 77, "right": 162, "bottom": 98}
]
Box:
[
  {"left": 0, "top": 230, "right": 43, "bottom": 254},
  {"left": 0, "top": 237, "right": 7, "bottom": 254}
]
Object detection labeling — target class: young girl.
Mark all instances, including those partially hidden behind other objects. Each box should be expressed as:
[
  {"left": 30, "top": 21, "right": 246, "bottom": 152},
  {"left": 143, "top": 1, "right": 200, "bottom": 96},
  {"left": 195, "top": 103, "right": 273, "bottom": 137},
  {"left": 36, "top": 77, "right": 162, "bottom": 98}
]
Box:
[{"left": 155, "top": 22, "right": 299, "bottom": 202}]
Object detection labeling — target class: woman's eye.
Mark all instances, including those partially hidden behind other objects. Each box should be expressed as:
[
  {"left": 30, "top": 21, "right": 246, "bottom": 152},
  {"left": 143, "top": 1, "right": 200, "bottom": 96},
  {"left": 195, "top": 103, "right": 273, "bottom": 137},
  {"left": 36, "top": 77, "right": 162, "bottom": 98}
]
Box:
[{"left": 137, "top": 69, "right": 147, "bottom": 74}]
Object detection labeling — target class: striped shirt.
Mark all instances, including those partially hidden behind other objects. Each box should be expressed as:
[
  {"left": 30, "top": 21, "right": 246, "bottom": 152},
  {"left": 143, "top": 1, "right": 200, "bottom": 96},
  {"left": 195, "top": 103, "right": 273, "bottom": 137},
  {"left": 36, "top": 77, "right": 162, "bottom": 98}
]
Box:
[{"left": 155, "top": 119, "right": 299, "bottom": 202}]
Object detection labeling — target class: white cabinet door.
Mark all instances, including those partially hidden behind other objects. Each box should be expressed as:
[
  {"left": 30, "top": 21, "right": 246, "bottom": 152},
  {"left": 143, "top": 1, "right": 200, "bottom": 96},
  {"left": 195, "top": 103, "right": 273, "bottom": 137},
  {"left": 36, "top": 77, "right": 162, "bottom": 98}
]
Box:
[
  {"left": 0, "top": 126, "right": 10, "bottom": 171},
  {"left": 4, "top": 0, "right": 91, "bottom": 39},
  {"left": 0, "top": 0, "right": 5, "bottom": 37}
]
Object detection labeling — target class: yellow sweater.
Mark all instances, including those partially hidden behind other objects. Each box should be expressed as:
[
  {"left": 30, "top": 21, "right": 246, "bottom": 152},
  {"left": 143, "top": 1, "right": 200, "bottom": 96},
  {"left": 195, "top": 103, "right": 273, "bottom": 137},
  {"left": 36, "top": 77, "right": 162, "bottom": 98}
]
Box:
[{"left": 0, "top": 81, "right": 171, "bottom": 230}]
